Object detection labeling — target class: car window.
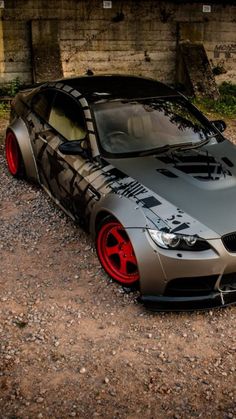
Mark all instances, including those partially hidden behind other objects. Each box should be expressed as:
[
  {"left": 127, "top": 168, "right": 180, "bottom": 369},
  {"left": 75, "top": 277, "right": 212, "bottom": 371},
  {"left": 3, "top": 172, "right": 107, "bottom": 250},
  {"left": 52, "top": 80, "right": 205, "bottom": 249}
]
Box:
[
  {"left": 48, "top": 92, "right": 87, "bottom": 141},
  {"left": 31, "top": 89, "right": 56, "bottom": 121},
  {"left": 93, "top": 98, "right": 216, "bottom": 156}
]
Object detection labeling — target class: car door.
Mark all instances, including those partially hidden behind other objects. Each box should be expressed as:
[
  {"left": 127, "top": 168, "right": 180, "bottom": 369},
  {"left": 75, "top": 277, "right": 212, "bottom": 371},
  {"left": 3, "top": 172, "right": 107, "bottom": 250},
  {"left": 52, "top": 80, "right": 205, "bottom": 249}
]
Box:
[
  {"left": 27, "top": 88, "right": 56, "bottom": 183},
  {"left": 29, "top": 89, "right": 96, "bottom": 223}
]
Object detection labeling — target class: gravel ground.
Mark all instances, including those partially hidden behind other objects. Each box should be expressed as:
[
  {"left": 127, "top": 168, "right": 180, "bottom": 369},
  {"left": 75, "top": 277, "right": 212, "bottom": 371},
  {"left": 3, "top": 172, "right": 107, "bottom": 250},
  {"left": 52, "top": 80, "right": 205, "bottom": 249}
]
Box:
[{"left": 0, "top": 114, "right": 236, "bottom": 419}]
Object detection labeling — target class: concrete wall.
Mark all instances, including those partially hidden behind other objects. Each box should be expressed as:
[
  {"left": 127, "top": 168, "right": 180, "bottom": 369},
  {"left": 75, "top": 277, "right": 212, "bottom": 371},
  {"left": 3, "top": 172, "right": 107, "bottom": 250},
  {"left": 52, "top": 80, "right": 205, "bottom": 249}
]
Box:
[{"left": 0, "top": 0, "right": 236, "bottom": 84}]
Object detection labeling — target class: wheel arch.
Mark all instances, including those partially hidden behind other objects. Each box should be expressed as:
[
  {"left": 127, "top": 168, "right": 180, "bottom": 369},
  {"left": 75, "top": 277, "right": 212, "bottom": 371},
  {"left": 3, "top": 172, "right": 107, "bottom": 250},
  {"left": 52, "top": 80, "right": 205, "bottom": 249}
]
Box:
[
  {"left": 90, "top": 193, "right": 149, "bottom": 239},
  {"left": 90, "top": 194, "right": 166, "bottom": 294},
  {"left": 94, "top": 210, "right": 114, "bottom": 233},
  {"left": 7, "top": 117, "right": 39, "bottom": 182}
]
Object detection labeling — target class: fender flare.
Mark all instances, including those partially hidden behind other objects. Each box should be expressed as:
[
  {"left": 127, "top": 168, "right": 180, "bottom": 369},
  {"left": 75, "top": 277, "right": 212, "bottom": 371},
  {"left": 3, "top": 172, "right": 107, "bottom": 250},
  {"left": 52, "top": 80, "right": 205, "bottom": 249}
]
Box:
[
  {"left": 90, "top": 193, "right": 166, "bottom": 295},
  {"left": 7, "top": 117, "right": 39, "bottom": 182},
  {"left": 90, "top": 193, "right": 151, "bottom": 238}
]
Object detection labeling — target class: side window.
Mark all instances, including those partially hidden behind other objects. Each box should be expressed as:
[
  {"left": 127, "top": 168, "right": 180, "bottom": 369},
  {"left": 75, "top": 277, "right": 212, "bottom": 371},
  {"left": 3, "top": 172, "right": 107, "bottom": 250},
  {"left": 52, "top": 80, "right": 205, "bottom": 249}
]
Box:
[
  {"left": 31, "top": 89, "right": 55, "bottom": 121},
  {"left": 48, "top": 91, "right": 87, "bottom": 141}
]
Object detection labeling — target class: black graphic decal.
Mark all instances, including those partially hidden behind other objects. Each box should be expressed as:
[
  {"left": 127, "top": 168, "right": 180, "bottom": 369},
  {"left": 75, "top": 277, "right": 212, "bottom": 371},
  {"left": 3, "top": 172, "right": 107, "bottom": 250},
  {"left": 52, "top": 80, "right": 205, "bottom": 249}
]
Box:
[
  {"left": 47, "top": 151, "right": 64, "bottom": 187},
  {"left": 171, "top": 223, "right": 190, "bottom": 233},
  {"left": 142, "top": 196, "right": 162, "bottom": 208}
]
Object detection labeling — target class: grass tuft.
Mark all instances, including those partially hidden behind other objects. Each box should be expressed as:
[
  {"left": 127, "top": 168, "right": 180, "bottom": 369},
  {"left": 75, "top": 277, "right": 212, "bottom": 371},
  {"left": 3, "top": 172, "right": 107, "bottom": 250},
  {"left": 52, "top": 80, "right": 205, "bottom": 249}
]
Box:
[{"left": 192, "top": 82, "right": 236, "bottom": 118}]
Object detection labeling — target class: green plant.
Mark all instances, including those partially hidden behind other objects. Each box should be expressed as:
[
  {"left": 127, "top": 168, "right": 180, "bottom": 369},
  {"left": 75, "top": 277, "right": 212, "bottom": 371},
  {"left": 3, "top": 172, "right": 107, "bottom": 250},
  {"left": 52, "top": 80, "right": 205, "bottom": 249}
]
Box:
[
  {"left": 8, "top": 77, "right": 22, "bottom": 96},
  {"left": 0, "top": 101, "right": 10, "bottom": 115},
  {"left": 219, "top": 81, "right": 236, "bottom": 97},
  {"left": 191, "top": 82, "right": 236, "bottom": 118},
  {"left": 0, "top": 77, "right": 24, "bottom": 98}
]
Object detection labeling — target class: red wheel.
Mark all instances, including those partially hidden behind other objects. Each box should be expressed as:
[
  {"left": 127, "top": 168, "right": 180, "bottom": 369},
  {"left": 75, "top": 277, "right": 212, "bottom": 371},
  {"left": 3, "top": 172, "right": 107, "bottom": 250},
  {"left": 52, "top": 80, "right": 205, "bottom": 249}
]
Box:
[
  {"left": 5, "top": 131, "right": 24, "bottom": 177},
  {"left": 96, "top": 218, "right": 139, "bottom": 286}
]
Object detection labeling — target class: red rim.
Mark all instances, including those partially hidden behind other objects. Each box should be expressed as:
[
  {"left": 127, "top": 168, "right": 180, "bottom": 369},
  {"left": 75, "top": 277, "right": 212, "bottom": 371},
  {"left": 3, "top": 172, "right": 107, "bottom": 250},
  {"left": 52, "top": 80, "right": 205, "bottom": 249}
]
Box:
[
  {"left": 5, "top": 131, "right": 20, "bottom": 175},
  {"left": 97, "top": 221, "right": 139, "bottom": 285}
]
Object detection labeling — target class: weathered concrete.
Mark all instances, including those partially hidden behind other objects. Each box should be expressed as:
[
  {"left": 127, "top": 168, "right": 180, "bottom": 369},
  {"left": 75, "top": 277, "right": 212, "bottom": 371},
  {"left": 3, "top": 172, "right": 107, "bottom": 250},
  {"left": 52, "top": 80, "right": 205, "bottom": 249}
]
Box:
[
  {"left": 177, "top": 41, "right": 220, "bottom": 99},
  {"left": 31, "top": 19, "right": 63, "bottom": 82},
  {"left": 0, "top": 1, "right": 235, "bottom": 86}
]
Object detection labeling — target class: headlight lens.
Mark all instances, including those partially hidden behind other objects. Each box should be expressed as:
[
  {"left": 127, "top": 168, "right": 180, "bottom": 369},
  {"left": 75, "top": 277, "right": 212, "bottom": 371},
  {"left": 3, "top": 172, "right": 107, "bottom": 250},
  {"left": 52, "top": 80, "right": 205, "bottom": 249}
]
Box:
[{"left": 148, "top": 229, "right": 209, "bottom": 251}]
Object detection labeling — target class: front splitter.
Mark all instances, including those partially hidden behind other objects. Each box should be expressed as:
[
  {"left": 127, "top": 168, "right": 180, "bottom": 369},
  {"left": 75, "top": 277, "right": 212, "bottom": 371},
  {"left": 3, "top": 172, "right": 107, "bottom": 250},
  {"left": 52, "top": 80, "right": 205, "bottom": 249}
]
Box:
[{"left": 139, "top": 290, "right": 236, "bottom": 311}]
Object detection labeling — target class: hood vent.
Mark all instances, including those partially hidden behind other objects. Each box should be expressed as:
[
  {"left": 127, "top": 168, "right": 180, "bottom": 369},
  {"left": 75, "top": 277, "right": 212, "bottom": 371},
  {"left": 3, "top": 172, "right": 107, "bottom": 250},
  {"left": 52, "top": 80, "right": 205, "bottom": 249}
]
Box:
[
  {"left": 157, "top": 150, "right": 232, "bottom": 182},
  {"left": 156, "top": 169, "right": 178, "bottom": 178},
  {"left": 221, "top": 157, "right": 234, "bottom": 168}
]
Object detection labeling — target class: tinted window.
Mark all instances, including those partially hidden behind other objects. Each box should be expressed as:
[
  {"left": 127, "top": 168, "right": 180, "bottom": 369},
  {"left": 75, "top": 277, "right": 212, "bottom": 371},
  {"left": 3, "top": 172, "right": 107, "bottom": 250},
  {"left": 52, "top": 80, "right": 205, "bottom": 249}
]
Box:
[
  {"left": 93, "top": 98, "right": 216, "bottom": 155},
  {"left": 31, "top": 89, "right": 55, "bottom": 121},
  {"left": 48, "top": 92, "right": 86, "bottom": 141}
]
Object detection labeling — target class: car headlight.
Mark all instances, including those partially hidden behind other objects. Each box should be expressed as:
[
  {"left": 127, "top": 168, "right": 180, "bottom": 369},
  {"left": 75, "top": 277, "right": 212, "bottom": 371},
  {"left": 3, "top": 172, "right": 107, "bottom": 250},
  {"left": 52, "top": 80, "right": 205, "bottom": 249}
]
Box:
[{"left": 148, "top": 229, "right": 210, "bottom": 251}]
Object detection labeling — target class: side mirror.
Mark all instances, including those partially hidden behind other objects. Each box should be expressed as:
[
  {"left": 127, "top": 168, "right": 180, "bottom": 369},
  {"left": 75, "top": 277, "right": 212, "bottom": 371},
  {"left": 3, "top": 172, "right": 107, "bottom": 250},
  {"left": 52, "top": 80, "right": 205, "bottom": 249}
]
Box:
[
  {"left": 211, "top": 119, "right": 227, "bottom": 133},
  {"left": 59, "top": 140, "right": 87, "bottom": 156}
]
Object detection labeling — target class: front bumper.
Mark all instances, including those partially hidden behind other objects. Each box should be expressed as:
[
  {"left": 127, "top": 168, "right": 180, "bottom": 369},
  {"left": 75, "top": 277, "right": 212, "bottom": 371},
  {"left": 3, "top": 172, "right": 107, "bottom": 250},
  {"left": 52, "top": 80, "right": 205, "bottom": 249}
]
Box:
[
  {"left": 140, "top": 289, "right": 236, "bottom": 311},
  {"left": 127, "top": 228, "right": 236, "bottom": 311}
]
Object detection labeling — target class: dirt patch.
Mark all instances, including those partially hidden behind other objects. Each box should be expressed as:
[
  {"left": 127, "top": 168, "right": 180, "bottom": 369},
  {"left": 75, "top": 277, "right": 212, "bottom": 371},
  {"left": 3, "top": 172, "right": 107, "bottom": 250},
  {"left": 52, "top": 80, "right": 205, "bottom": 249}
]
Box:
[{"left": 0, "top": 114, "right": 235, "bottom": 418}]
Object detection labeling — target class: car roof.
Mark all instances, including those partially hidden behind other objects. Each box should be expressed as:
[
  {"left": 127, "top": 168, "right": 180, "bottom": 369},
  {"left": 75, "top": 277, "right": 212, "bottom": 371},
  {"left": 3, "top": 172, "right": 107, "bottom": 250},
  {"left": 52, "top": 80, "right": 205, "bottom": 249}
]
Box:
[{"left": 52, "top": 74, "right": 180, "bottom": 104}]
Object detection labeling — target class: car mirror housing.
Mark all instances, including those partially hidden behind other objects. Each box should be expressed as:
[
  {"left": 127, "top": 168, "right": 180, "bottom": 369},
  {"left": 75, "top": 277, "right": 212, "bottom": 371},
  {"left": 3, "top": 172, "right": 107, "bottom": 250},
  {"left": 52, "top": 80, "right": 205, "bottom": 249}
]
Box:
[
  {"left": 211, "top": 119, "right": 227, "bottom": 133},
  {"left": 59, "top": 140, "right": 87, "bottom": 156}
]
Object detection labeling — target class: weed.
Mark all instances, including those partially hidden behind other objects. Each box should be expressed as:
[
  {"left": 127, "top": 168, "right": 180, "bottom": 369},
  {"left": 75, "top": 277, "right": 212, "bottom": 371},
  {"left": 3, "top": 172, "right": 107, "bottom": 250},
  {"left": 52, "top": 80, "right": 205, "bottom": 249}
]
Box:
[
  {"left": 192, "top": 82, "right": 236, "bottom": 118},
  {"left": 0, "top": 77, "right": 24, "bottom": 98},
  {"left": 0, "top": 101, "right": 10, "bottom": 116},
  {"left": 219, "top": 81, "right": 236, "bottom": 96},
  {"left": 8, "top": 77, "right": 22, "bottom": 96}
]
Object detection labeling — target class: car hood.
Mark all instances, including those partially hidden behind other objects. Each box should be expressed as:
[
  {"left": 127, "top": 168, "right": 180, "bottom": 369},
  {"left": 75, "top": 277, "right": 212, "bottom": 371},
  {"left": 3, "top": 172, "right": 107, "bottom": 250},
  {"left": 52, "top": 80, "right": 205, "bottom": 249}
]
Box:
[{"left": 106, "top": 140, "right": 236, "bottom": 237}]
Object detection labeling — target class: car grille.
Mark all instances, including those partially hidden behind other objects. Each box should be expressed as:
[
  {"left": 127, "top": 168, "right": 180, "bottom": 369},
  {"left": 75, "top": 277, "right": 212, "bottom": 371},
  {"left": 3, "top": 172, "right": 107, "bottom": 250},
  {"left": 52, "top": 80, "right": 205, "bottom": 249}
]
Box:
[
  {"left": 222, "top": 232, "right": 236, "bottom": 252},
  {"left": 164, "top": 275, "right": 218, "bottom": 297},
  {"left": 220, "top": 273, "right": 236, "bottom": 291}
]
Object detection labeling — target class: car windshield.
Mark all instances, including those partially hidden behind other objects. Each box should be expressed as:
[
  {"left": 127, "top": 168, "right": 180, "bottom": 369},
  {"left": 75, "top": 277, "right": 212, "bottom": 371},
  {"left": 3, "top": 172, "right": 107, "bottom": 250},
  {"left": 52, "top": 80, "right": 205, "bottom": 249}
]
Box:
[{"left": 93, "top": 97, "right": 216, "bottom": 156}]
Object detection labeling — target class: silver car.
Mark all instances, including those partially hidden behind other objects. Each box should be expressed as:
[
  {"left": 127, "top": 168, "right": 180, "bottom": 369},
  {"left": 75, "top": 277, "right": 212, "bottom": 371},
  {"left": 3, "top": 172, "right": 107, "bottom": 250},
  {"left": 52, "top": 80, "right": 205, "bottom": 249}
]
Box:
[{"left": 5, "top": 74, "right": 236, "bottom": 310}]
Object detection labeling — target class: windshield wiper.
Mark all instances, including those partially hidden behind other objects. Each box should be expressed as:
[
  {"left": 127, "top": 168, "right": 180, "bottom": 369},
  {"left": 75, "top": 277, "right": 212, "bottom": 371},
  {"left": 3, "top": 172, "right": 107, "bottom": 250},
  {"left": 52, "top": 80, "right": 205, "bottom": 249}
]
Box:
[
  {"left": 138, "top": 133, "right": 221, "bottom": 157},
  {"left": 173, "top": 133, "right": 221, "bottom": 152},
  {"left": 138, "top": 144, "right": 172, "bottom": 157}
]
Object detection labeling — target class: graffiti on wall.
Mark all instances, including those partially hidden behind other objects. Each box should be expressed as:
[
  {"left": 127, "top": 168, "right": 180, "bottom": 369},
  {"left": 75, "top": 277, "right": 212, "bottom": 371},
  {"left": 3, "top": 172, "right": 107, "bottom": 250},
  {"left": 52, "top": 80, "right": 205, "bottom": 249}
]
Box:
[{"left": 214, "top": 44, "right": 236, "bottom": 59}]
